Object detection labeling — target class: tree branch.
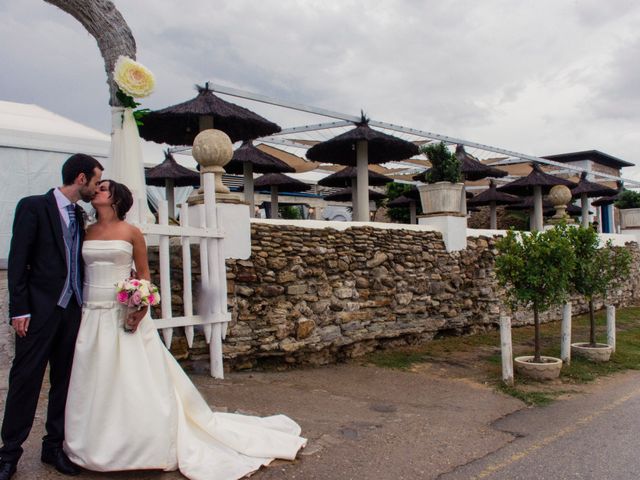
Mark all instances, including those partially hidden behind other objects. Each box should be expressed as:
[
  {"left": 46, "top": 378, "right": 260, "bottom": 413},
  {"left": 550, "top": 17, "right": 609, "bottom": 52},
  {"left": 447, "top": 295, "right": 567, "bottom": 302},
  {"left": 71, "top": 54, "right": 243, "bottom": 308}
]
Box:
[{"left": 44, "top": 0, "right": 137, "bottom": 106}]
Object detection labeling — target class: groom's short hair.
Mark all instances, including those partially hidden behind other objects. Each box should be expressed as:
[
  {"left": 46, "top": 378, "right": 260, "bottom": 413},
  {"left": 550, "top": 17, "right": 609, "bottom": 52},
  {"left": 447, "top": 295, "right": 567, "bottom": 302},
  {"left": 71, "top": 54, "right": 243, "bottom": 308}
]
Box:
[{"left": 62, "top": 154, "right": 104, "bottom": 185}]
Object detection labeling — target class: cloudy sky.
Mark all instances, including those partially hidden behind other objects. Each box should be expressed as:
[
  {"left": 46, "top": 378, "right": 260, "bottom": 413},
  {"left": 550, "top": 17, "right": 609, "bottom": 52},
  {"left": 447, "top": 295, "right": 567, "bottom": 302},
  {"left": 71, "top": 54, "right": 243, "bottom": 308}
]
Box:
[{"left": 2, "top": 0, "right": 640, "bottom": 178}]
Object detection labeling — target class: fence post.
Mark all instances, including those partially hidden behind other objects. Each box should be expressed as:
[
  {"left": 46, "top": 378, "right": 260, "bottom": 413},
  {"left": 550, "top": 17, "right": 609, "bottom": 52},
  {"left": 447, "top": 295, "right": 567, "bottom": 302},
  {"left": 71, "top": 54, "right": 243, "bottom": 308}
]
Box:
[
  {"left": 561, "top": 302, "right": 572, "bottom": 364},
  {"left": 500, "top": 315, "right": 514, "bottom": 386},
  {"left": 158, "top": 200, "right": 173, "bottom": 348},
  {"left": 192, "top": 129, "right": 233, "bottom": 379},
  {"left": 180, "top": 206, "right": 195, "bottom": 347}
]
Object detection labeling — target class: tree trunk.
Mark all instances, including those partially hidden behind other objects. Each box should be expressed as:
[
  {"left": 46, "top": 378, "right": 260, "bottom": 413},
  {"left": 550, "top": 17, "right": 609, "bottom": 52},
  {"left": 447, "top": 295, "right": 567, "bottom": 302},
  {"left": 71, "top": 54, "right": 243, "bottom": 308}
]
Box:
[
  {"left": 589, "top": 298, "right": 596, "bottom": 347},
  {"left": 44, "top": 0, "right": 136, "bottom": 106},
  {"left": 533, "top": 303, "right": 541, "bottom": 363}
]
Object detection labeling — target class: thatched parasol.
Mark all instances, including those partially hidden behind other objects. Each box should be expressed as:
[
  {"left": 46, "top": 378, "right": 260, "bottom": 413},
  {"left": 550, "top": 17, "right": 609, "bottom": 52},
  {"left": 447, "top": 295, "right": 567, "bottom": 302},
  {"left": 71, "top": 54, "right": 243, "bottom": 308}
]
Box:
[
  {"left": 307, "top": 114, "right": 418, "bottom": 221},
  {"left": 145, "top": 150, "right": 200, "bottom": 219},
  {"left": 591, "top": 181, "right": 623, "bottom": 207},
  {"left": 250, "top": 173, "right": 310, "bottom": 219},
  {"left": 139, "top": 83, "right": 281, "bottom": 145},
  {"left": 225, "top": 141, "right": 295, "bottom": 217},
  {"left": 455, "top": 145, "right": 508, "bottom": 181},
  {"left": 387, "top": 195, "right": 412, "bottom": 207},
  {"left": 467, "top": 180, "right": 520, "bottom": 229},
  {"left": 507, "top": 196, "right": 590, "bottom": 216},
  {"left": 387, "top": 193, "right": 419, "bottom": 224},
  {"left": 319, "top": 166, "right": 393, "bottom": 218},
  {"left": 497, "top": 163, "right": 576, "bottom": 231},
  {"left": 318, "top": 166, "right": 393, "bottom": 187},
  {"left": 323, "top": 187, "right": 387, "bottom": 202},
  {"left": 570, "top": 172, "right": 618, "bottom": 227}
]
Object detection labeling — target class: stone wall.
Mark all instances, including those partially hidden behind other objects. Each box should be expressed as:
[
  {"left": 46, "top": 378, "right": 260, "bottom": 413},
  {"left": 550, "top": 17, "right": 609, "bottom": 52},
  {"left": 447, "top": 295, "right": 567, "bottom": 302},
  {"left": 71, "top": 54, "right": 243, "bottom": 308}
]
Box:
[{"left": 149, "top": 223, "right": 640, "bottom": 370}]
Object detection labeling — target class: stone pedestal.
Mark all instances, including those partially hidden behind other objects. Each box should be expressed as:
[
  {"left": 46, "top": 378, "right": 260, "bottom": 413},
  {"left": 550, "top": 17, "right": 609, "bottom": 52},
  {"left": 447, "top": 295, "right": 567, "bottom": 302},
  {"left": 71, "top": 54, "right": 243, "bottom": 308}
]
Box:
[{"left": 418, "top": 214, "right": 467, "bottom": 252}]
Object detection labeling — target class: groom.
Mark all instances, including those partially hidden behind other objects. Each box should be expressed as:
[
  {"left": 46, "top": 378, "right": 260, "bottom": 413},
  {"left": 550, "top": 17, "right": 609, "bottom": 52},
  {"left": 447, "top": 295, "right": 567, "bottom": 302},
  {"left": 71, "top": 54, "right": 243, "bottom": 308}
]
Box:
[{"left": 0, "top": 153, "right": 103, "bottom": 479}]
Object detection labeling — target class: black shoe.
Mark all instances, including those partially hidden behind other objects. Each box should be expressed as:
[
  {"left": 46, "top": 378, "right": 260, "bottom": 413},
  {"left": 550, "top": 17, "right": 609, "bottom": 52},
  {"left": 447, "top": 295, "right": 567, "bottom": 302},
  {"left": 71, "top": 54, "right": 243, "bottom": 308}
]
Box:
[
  {"left": 41, "top": 448, "right": 80, "bottom": 476},
  {"left": 0, "top": 461, "right": 16, "bottom": 480}
]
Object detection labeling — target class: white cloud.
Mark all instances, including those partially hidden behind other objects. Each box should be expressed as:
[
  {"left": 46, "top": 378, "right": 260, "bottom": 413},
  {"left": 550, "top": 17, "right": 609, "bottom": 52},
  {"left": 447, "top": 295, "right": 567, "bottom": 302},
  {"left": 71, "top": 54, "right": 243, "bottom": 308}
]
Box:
[{"left": 1, "top": 0, "right": 639, "bottom": 177}]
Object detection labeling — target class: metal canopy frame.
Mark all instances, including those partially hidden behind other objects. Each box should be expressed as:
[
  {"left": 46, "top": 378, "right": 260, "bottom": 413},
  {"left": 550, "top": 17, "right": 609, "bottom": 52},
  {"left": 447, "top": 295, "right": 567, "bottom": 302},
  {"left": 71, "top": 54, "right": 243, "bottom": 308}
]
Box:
[{"left": 204, "top": 83, "right": 640, "bottom": 187}]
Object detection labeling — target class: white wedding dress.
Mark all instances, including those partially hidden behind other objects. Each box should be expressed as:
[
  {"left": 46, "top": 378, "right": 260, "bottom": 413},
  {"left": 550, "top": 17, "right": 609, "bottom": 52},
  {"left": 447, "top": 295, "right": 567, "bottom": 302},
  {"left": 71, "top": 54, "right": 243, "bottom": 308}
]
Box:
[{"left": 64, "top": 240, "right": 306, "bottom": 479}]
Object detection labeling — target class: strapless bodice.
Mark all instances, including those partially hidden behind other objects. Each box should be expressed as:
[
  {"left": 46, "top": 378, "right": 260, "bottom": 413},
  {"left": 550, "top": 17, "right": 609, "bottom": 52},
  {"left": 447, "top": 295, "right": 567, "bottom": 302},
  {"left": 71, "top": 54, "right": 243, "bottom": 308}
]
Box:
[{"left": 82, "top": 240, "right": 133, "bottom": 304}]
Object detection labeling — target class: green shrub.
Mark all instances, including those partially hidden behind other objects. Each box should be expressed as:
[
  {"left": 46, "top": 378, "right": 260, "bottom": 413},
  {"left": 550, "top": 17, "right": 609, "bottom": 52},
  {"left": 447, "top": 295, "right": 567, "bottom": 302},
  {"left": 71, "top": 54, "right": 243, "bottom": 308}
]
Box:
[{"left": 419, "top": 141, "right": 461, "bottom": 183}]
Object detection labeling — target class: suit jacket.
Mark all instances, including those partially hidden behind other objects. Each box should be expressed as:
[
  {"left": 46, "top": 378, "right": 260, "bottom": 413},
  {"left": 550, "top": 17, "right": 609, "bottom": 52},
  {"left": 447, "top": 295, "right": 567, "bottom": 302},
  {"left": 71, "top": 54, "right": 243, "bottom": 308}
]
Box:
[{"left": 8, "top": 189, "right": 85, "bottom": 329}]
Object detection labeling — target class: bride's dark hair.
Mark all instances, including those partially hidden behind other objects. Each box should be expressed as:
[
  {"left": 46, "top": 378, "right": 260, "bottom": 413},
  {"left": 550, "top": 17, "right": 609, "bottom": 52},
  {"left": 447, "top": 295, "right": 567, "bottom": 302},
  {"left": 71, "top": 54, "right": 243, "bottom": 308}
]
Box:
[{"left": 98, "top": 180, "right": 133, "bottom": 220}]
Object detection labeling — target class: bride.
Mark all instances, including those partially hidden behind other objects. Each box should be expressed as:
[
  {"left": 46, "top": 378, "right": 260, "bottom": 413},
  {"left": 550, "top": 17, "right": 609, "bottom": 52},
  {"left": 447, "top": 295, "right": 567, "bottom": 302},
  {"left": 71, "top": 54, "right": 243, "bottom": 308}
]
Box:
[{"left": 63, "top": 180, "right": 306, "bottom": 479}]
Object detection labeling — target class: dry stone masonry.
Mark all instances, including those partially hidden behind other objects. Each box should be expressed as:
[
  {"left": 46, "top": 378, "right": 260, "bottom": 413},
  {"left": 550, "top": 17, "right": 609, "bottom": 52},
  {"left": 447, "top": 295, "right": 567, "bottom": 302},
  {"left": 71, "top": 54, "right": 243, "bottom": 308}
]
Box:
[{"left": 148, "top": 223, "right": 640, "bottom": 370}]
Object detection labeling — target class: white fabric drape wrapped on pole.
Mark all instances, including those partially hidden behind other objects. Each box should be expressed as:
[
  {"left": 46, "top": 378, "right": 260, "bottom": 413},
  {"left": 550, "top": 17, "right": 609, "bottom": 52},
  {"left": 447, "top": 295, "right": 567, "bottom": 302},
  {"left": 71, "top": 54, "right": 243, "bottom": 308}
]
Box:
[{"left": 109, "top": 107, "right": 153, "bottom": 224}]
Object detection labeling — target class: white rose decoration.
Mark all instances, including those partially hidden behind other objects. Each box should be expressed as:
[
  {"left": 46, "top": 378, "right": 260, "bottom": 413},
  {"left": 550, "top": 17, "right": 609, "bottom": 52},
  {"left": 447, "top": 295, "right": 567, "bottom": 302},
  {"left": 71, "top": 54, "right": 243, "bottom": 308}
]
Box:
[{"left": 113, "top": 56, "right": 155, "bottom": 98}]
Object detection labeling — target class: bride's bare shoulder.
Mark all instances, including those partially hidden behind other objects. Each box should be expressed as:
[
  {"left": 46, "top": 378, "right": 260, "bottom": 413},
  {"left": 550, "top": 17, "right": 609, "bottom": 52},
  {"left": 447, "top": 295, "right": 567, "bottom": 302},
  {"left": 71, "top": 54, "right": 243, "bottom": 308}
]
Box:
[{"left": 123, "top": 221, "right": 143, "bottom": 236}]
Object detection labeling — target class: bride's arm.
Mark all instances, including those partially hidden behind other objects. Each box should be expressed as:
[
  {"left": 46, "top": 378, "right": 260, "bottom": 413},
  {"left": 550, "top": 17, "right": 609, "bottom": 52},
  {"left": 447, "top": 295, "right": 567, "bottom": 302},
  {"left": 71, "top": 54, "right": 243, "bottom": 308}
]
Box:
[
  {"left": 127, "top": 225, "right": 151, "bottom": 333},
  {"left": 131, "top": 226, "right": 150, "bottom": 281}
]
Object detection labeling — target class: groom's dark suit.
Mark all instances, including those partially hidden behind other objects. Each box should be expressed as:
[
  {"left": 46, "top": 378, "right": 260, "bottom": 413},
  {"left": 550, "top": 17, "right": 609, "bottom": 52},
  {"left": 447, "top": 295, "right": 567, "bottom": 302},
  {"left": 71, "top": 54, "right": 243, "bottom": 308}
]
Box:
[{"left": 1, "top": 189, "right": 85, "bottom": 462}]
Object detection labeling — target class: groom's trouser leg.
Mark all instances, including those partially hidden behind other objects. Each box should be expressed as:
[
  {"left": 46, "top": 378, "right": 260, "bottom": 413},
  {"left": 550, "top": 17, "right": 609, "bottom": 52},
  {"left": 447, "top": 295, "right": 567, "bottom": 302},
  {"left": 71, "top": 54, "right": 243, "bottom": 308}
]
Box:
[
  {"left": 0, "top": 310, "right": 60, "bottom": 463},
  {"left": 42, "top": 301, "right": 80, "bottom": 453}
]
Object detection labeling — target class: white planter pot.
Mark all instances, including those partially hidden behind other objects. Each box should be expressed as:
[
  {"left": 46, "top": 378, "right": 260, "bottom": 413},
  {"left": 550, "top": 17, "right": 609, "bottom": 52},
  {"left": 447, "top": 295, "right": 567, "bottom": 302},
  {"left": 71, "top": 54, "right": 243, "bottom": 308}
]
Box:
[
  {"left": 514, "top": 356, "right": 562, "bottom": 380},
  {"left": 417, "top": 182, "right": 464, "bottom": 215},
  {"left": 619, "top": 208, "right": 640, "bottom": 229},
  {"left": 571, "top": 343, "right": 613, "bottom": 362}
]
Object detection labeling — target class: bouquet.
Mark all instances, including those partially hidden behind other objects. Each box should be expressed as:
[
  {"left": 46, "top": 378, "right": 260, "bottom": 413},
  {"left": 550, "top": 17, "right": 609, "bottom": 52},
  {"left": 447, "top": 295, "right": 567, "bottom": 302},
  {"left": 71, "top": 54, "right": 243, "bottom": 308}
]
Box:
[
  {"left": 115, "top": 277, "right": 161, "bottom": 310},
  {"left": 116, "top": 276, "right": 161, "bottom": 333}
]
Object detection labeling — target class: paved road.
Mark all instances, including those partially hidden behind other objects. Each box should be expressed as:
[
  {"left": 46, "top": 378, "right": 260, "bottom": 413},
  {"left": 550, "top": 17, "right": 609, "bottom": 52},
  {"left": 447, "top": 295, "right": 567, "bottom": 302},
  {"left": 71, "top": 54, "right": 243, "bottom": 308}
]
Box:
[
  {"left": 440, "top": 370, "right": 640, "bottom": 480},
  {"left": 1, "top": 269, "right": 639, "bottom": 479}
]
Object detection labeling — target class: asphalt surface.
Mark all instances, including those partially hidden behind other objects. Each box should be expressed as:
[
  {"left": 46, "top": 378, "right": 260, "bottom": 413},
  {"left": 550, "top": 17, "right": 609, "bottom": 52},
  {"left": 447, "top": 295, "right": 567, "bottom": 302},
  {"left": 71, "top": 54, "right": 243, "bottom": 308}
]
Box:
[{"left": 1, "top": 271, "right": 639, "bottom": 479}]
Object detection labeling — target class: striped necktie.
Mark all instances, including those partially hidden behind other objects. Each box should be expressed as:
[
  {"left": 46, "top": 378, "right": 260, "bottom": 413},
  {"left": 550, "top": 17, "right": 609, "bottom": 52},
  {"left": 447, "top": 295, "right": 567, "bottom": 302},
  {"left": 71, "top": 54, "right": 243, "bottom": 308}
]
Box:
[{"left": 66, "top": 204, "right": 77, "bottom": 234}]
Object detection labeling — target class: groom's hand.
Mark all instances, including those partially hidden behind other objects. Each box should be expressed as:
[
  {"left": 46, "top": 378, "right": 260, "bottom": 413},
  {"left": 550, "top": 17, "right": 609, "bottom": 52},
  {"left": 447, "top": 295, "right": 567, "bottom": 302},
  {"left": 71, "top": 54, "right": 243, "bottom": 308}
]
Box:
[{"left": 11, "top": 316, "right": 30, "bottom": 337}]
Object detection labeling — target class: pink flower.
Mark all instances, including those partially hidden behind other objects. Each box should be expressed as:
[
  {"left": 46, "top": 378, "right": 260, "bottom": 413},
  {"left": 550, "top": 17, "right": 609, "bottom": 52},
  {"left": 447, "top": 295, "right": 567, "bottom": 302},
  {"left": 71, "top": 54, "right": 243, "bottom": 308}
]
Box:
[
  {"left": 147, "top": 294, "right": 155, "bottom": 305},
  {"left": 117, "top": 291, "right": 129, "bottom": 304},
  {"left": 129, "top": 290, "right": 143, "bottom": 307},
  {"left": 130, "top": 279, "right": 141, "bottom": 287}
]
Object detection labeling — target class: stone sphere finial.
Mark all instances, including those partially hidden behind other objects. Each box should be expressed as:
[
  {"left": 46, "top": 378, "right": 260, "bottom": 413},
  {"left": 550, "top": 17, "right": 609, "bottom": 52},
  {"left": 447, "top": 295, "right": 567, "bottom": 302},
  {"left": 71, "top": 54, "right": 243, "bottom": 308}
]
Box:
[
  {"left": 192, "top": 129, "right": 233, "bottom": 194},
  {"left": 548, "top": 184, "right": 572, "bottom": 206},
  {"left": 548, "top": 184, "right": 574, "bottom": 223},
  {"left": 192, "top": 129, "right": 232, "bottom": 172}
]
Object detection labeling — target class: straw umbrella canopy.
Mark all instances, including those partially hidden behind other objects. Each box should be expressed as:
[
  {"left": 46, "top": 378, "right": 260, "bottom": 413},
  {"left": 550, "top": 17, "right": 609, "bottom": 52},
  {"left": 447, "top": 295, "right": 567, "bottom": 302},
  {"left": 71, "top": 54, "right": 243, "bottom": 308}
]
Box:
[
  {"left": 455, "top": 145, "right": 508, "bottom": 181},
  {"left": 323, "top": 187, "right": 386, "bottom": 202},
  {"left": 324, "top": 187, "right": 386, "bottom": 220},
  {"left": 318, "top": 166, "right": 393, "bottom": 187},
  {"left": 387, "top": 193, "right": 419, "bottom": 224},
  {"left": 225, "top": 141, "right": 295, "bottom": 217},
  {"left": 139, "top": 83, "right": 281, "bottom": 146},
  {"left": 306, "top": 115, "right": 418, "bottom": 221},
  {"left": 571, "top": 172, "right": 618, "bottom": 227},
  {"left": 467, "top": 180, "right": 520, "bottom": 229},
  {"left": 497, "top": 163, "right": 576, "bottom": 231},
  {"left": 319, "top": 166, "right": 393, "bottom": 216},
  {"left": 387, "top": 195, "right": 412, "bottom": 207},
  {"left": 250, "top": 173, "right": 310, "bottom": 219},
  {"left": 145, "top": 151, "right": 200, "bottom": 219},
  {"left": 591, "top": 181, "right": 623, "bottom": 207}
]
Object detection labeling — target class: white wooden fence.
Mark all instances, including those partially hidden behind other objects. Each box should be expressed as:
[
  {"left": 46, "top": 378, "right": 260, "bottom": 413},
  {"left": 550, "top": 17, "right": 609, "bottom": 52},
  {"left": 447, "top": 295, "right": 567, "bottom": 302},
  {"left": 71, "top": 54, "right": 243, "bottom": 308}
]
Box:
[{"left": 136, "top": 169, "right": 230, "bottom": 379}]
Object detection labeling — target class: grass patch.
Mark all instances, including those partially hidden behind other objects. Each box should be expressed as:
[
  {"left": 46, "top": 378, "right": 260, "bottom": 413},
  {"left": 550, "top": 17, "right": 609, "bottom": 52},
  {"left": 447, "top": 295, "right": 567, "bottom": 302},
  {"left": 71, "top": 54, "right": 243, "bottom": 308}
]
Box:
[
  {"left": 363, "top": 306, "right": 640, "bottom": 406},
  {"left": 497, "top": 384, "right": 560, "bottom": 407}
]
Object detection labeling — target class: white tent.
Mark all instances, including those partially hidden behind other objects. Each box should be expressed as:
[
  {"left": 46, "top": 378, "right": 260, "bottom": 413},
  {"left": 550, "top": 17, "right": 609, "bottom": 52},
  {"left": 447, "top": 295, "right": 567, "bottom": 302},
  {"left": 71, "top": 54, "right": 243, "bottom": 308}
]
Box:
[{"left": 0, "top": 101, "right": 111, "bottom": 266}]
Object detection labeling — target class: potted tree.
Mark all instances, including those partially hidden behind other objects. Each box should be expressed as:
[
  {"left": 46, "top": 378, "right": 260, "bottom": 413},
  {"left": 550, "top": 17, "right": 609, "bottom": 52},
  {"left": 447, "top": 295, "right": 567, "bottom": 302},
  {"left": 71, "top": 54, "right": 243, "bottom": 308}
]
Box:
[
  {"left": 495, "top": 224, "right": 575, "bottom": 380},
  {"left": 615, "top": 189, "right": 640, "bottom": 230},
  {"left": 568, "top": 226, "right": 632, "bottom": 361},
  {"left": 417, "top": 142, "right": 463, "bottom": 214}
]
